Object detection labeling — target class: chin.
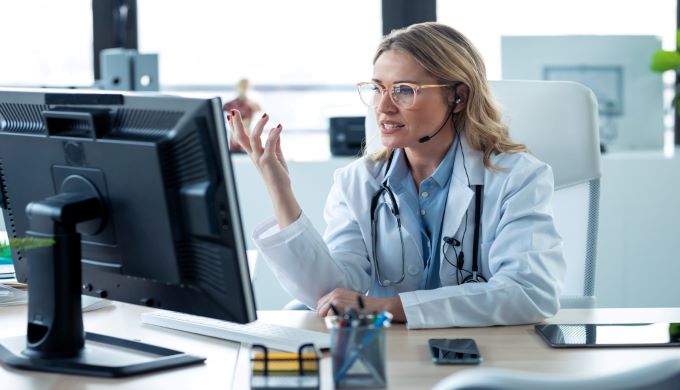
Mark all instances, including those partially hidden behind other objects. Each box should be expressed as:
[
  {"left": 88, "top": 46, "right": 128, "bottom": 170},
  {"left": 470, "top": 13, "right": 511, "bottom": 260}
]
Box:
[{"left": 379, "top": 134, "right": 406, "bottom": 149}]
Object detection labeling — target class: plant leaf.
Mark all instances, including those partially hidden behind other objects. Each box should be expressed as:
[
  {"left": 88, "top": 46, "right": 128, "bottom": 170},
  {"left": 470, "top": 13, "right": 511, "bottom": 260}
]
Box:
[
  {"left": 0, "top": 237, "right": 56, "bottom": 251},
  {"left": 650, "top": 50, "right": 680, "bottom": 72}
]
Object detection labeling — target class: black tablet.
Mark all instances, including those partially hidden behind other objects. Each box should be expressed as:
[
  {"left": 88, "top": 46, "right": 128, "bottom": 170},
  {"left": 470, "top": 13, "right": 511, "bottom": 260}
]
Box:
[{"left": 535, "top": 323, "right": 680, "bottom": 348}]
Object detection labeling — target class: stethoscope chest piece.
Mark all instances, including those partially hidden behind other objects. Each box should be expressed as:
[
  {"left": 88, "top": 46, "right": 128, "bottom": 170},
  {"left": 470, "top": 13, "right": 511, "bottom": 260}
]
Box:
[{"left": 407, "top": 264, "right": 420, "bottom": 276}]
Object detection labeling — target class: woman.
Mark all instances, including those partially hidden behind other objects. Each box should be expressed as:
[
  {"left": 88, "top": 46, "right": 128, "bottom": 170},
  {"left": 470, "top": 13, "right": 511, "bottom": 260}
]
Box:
[{"left": 228, "top": 22, "right": 565, "bottom": 329}]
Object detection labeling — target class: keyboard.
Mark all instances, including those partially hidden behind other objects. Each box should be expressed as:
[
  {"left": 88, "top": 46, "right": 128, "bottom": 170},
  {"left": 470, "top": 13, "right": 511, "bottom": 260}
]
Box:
[{"left": 141, "top": 310, "right": 330, "bottom": 352}]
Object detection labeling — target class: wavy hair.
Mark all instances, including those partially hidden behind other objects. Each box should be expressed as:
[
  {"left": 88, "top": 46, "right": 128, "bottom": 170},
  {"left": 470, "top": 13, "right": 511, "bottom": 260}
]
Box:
[{"left": 368, "top": 22, "right": 526, "bottom": 169}]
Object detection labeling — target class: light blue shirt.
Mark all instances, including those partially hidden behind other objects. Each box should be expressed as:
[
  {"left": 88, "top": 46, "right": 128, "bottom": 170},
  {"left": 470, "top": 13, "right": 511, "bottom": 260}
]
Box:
[{"left": 384, "top": 139, "right": 458, "bottom": 289}]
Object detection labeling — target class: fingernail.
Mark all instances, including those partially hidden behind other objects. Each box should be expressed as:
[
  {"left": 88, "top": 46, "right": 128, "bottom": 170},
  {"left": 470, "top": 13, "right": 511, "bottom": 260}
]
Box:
[
  {"left": 262, "top": 113, "right": 267, "bottom": 118},
  {"left": 231, "top": 110, "right": 236, "bottom": 115},
  {"left": 227, "top": 115, "right": 231, "bottom": 120},
  {"left": 276, "top": 124, "right": 282, "bottom": 129}
]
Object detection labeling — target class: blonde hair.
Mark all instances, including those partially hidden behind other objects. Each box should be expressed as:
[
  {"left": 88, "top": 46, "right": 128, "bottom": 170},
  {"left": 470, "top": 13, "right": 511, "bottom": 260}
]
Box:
[{"left": 368, "top": 22, "right": 526, "bottom": 169}]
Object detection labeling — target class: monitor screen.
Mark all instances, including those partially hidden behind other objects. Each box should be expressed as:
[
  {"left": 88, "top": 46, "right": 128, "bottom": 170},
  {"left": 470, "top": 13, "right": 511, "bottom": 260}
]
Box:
[{"left": 0, "top": 88, "right": 256, "bottom": 324}]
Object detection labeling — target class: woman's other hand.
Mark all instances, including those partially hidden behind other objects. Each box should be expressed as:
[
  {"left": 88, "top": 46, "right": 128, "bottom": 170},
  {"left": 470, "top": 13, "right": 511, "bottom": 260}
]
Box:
[{"left": 316, "top": 288, "right": 407, "bottom": 323}]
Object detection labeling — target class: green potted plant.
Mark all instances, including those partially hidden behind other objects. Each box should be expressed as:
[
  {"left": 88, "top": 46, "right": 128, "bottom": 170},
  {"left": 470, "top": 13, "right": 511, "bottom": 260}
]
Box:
[
  {"left": 0, "top": 238, "right": 56, "bottom": 259},
  {"left": 651, "top": 30, "right": 680, "bottom": 111}
]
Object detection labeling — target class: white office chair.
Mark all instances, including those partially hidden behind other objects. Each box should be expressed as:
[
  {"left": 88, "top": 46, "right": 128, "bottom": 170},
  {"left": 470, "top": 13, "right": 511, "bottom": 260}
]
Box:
[
  {"left": 432, "top": 356, "right": 680, "bottom": 390},
  {"left": 491, "top": 80, "right": 601, "bottom": 308},
  {"left": 365, "top": 80, "right": 602, "bottom": 309}
]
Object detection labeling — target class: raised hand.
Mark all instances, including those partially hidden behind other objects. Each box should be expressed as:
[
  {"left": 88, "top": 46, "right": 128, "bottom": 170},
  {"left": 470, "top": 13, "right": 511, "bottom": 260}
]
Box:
[{"left": 227, "top": 110, "right": 302, "bottom": 227}]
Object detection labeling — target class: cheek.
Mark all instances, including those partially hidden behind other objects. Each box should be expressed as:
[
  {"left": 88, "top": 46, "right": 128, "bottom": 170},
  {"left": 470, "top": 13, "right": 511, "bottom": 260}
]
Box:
[{"left": 404, "top": 108, "right": 438, "bottom": 130}]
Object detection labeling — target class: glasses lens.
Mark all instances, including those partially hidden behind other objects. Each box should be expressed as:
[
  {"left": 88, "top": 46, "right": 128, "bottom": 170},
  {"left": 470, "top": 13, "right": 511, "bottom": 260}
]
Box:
[
  {"left": 392, "top": 84, "right": 416, "bottom": 108},
  {"left": 358, "top": 83, "right": 381, "bottom": 107}
]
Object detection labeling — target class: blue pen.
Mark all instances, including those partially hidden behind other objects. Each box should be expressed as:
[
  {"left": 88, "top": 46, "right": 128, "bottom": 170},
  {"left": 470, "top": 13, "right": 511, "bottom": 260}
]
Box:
[{"left": 334, "top": 311, "right": 392, "bottom": 383}]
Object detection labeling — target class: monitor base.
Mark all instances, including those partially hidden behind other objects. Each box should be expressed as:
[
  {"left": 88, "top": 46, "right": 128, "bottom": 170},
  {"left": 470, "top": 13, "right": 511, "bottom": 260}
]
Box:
[{"left": 0, "top": 332, "right": 205, "bottom": 377}]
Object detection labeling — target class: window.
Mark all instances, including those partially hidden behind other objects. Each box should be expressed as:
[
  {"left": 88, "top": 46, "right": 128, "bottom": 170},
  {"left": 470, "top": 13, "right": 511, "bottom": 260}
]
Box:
[
  {"left": 0, "top": 0, "right": 93, "bottom": 87},
  {"left": 137, "top": 0, "right": 382, "bottom": 133}
]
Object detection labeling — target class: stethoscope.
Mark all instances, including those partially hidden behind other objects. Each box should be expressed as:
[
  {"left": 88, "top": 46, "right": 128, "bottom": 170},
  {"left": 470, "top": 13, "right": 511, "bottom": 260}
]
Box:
[{"left": 369, "top": 138, "right": 486, "bottom": 287}]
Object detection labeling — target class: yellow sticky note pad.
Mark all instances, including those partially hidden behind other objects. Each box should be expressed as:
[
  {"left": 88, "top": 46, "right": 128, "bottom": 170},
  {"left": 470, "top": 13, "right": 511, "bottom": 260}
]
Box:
[{"left": 252, "top": 352, "right": 319, "bottom": 373}]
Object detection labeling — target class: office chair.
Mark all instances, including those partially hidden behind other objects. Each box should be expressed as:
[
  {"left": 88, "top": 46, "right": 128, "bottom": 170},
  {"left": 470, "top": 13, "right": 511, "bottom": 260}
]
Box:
[
  {"left": 490, "top": 80, "right": 601, "bottom": 308},
  {"left": 432, "top": 356, "right": 680, "bottom": 390},
  {"left": 364, "top": 80, "right": 602, "bottom": 309}
]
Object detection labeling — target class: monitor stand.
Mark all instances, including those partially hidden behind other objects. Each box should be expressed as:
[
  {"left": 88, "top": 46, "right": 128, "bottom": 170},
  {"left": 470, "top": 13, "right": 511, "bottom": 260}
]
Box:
[{"left": 0, "top": 193, "right": 205, "bottom": 377}]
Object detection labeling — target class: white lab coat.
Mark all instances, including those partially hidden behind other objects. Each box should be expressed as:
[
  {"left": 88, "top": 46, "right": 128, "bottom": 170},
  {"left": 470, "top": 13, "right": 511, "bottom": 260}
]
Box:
[{"left": 252, "top": 135, "right": 565, "bottom": 329}]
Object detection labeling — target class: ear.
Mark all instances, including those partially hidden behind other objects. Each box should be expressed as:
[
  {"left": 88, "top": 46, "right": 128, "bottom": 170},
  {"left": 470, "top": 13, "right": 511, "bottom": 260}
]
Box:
[{"left": 449, "top": 84, "right": 469, "bottom": 114}]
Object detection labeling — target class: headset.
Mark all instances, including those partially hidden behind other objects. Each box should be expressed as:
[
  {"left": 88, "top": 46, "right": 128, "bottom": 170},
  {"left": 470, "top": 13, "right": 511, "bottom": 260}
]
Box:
[{"left": 369, "top": 89, "right": 486, "bottom": 287}]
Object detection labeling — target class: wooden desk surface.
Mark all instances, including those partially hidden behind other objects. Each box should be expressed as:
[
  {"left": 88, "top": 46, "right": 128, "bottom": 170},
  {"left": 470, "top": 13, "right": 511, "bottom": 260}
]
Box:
[{"left": 1, "top": 304, "right": 679, "bottom": 389}]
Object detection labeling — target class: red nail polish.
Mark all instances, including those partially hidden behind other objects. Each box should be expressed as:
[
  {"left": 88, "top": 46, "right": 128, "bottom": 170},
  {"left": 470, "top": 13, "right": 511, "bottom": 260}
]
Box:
[
  {"left": 276, "top": 124, "right": 282, "bottom": 129},
  {"left": 227, "top": 115, "right": 231, "bottom": 120},
  {"left": 231, "top": 110, "right": 236, "bottom": 115},
  {"left": 262, "top": 113, "right": 267, "bottom": 118}
]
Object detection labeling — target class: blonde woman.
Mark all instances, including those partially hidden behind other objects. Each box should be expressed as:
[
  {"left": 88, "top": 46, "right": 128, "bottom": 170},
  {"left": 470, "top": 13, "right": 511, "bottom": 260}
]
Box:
[{"left": 228, "top": 22, "right": 565, "bottom": 328}]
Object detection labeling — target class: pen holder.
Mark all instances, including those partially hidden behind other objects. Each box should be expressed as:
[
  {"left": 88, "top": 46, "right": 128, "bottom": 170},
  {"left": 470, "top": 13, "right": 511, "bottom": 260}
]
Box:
[{"left": 330, "top": 324, "right": 387, "bottom": 388}]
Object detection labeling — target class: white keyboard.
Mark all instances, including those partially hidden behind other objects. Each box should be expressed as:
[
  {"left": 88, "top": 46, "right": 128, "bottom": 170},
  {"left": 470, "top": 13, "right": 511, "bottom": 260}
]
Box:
[{"left": 141, "top": 310, "right": 330, "bottom": 352}]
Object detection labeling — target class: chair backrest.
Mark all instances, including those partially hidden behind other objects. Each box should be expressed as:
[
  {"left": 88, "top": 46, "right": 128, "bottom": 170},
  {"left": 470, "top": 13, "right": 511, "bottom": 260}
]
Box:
[{"left": 364, "top": 80, "right": 602, "bottom": 308}]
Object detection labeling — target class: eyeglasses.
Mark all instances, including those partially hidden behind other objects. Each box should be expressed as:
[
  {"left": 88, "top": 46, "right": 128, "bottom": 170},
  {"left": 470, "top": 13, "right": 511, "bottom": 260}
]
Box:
[{"left": 356, "top": 82, "right": 453, "bottom": 109}]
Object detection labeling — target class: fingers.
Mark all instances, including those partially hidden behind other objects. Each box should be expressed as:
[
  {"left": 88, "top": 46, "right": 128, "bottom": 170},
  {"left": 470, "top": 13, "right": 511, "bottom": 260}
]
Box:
[
  {"left": 316, "top": 290, "right": 334, "bottom": 318},
  {"left": 227, "top": 110, "right": 252, "bottom": 153},
  {"left": 316, "top": 288, "right": 362, "bottom": 318},
  {"left": 249, "top": 112, "right": 270, "bottom": 155},
  {"left": 262, "top": 124, "right": 283, "bottom": 162},
  {"left": 275, "top": 132, "right": 288, "bottom": 172}
]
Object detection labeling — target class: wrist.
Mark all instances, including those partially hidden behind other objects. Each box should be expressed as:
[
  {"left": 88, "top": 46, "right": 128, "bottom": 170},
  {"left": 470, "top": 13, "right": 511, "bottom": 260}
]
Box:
[{"left": 387, "top": 296, "right": 406, "bottom": 323}]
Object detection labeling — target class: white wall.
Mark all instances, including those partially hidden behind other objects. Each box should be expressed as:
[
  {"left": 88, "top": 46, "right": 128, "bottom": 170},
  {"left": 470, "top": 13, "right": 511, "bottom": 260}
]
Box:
[
  {"left": 596, "top": 151, "right": 680, "bottom": 308},
  {"left": 234, "top": 151, "right": 680, "bottom": 310}
]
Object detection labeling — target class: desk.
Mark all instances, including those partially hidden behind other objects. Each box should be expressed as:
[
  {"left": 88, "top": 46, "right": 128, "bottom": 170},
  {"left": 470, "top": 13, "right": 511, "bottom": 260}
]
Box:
[{"left": 1, "top": 305, "right": 679, "bottom": 389}]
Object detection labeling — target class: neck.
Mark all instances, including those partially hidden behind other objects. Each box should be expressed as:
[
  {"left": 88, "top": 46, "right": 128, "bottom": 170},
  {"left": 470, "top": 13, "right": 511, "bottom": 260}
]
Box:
[{"left": 405, "top": 129, "right": 457, "bottom": 185}]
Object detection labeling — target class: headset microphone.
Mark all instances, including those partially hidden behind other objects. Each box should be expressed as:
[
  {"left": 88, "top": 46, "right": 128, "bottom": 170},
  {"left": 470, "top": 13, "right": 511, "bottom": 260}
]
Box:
[
  {"left": 443, "top": 236, "right": 460, "bottom": 246},
  {"left": 418, "top": 96, "right": 462, "bottom": 144}
]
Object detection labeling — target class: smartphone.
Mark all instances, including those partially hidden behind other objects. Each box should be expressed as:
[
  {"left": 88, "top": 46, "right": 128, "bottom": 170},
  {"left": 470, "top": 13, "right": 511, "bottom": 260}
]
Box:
[{"left": 428, "top": 338, "right": 482, "bottom": 365}]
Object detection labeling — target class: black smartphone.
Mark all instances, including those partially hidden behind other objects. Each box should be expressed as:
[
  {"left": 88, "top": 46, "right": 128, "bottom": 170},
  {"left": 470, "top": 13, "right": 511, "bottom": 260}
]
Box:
[{"left": 428, "top": 338, "right": 482, "bottom": 365}]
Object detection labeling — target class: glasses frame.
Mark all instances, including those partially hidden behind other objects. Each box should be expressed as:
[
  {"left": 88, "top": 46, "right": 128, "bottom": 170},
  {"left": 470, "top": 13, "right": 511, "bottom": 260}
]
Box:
[{"left": 356, "top": 81, "right": 454, "bottom": 109}]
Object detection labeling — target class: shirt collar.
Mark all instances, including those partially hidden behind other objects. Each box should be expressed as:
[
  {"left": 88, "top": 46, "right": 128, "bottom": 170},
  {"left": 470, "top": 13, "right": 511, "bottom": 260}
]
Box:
[
  {"left": 384, "top": 148, "right": 410, "bottom": 191},
  {"left": 384, "top": 137, "right": 459, "bottom": 191},
  {"left": 430, "top": 138, "right": 458, "bottom": 188}
]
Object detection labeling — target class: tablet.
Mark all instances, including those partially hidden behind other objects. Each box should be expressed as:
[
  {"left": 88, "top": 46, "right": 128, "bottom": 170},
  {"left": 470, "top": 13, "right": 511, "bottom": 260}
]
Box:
[{"left": 535, "top": 323, "right": 680, "bottom": 348}]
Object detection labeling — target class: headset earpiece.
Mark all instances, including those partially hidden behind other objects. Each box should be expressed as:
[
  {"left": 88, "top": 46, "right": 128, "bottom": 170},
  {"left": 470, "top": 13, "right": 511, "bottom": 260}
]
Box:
[{"left": 454, "top": 95, "right": 461, "bottom": 104}]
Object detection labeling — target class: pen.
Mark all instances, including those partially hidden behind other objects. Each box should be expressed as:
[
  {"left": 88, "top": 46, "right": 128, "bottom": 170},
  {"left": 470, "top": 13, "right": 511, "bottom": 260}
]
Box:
[
  {"left": 329, "top": 303, "right": 340, "bottom": 316},
  {"left": 357, "top": 295, "right": 365, "bottom": 311}
]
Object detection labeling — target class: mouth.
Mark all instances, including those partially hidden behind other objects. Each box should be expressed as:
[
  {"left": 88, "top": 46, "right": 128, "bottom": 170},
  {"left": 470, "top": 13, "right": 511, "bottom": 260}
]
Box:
[{"left": 380, "top": 121, "right": 405, "bottom": 134}]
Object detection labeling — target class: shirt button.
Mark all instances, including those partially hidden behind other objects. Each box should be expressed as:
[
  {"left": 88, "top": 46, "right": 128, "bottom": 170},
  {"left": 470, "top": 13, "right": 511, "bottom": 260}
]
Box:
[
  {"left": 421, "top": 191, "right": 429, "bottom": 198},
  {"left": 420, "top": 209, "right": 426, "bottom": 216},
  {"left": 407, "top": 264, "right": 420, "bottom": 275}
]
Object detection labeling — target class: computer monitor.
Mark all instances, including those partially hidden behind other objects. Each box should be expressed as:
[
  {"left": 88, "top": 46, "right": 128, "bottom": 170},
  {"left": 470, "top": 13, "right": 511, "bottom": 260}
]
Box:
[{"left": 0, "top": 88, "right": 256, "bottom": 377}]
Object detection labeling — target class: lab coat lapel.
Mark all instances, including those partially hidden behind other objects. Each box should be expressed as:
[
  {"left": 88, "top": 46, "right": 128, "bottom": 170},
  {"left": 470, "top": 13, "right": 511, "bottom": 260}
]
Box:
[
  {"left": 364, "top": 156, "right": 424, "bottom": 262},
  {"left": 440, "top": 134, "right": 485, "bottom": 256}
]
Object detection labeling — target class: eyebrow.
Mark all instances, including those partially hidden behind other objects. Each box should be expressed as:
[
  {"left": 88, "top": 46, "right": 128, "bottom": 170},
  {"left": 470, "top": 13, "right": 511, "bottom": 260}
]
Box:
[{"left": 371, "top": 78, "right": 421, "bottom": 84}]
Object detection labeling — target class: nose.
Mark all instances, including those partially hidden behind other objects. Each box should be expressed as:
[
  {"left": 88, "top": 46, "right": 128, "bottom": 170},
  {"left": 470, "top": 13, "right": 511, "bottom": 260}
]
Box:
[{"left": 376, "top": 89, "right": 398, "bottom": 114}]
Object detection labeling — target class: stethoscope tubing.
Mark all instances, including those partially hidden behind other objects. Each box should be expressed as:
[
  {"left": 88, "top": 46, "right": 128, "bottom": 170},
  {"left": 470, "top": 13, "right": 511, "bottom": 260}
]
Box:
[{"left": 369, "top": 141, "right": 485, "bottom": 287}]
